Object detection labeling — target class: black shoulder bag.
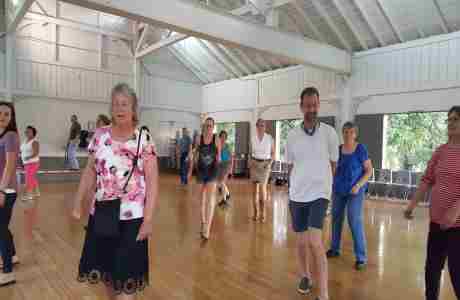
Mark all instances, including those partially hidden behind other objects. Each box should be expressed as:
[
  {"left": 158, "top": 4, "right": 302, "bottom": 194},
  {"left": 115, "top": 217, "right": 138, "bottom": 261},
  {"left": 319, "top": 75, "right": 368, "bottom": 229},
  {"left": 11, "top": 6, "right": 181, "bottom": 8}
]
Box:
[{"left": 93, "top": 127, "right": 146, "bottom": 238}]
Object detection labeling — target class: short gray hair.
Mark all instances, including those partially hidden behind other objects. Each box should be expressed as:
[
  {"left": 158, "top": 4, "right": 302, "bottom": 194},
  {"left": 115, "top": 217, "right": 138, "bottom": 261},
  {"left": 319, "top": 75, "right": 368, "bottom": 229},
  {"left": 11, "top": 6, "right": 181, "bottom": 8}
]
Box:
[
  {"left": 110, "top": 83, "right": 139, "bottom": 125},
  {"left": 342, "top": 121, "right": 358, "bottom": 135}
]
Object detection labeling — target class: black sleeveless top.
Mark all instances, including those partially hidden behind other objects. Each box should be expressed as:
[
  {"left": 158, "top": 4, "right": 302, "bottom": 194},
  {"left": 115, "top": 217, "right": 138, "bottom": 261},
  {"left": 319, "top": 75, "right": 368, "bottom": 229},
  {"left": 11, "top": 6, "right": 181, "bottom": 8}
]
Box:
[{"left": 198, "top": 134, "right": 217, "bottom": 170}]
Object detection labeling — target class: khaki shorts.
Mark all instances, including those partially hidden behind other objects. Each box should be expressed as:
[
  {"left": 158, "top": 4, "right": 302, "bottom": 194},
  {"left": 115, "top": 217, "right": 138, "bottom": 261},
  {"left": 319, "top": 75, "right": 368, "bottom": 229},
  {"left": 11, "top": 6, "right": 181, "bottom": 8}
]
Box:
[{"left": 250, "top": 160, "right": 271, "bottom": 184}]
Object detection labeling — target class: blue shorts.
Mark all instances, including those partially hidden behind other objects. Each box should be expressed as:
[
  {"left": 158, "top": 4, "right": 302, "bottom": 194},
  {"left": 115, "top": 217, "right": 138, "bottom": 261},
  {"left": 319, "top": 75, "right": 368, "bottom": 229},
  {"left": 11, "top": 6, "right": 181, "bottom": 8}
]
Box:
[
  {"left": 197, "top": 166, "right": 217, "bottom": 184},
  {"left": 289, "top": 198, "right": 329, "bottom": 232}
]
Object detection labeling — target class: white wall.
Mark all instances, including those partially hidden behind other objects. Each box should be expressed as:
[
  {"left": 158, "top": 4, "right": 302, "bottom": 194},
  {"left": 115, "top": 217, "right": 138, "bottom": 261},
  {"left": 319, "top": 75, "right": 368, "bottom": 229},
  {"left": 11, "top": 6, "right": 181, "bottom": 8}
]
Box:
[
  {"left": 203, "top": 31, "right": 460, "bottom": 120},
  {"left": 202, "top": 65, "right": 339, "bottom": 122},
  {"left": 142, "top": 48, "right": 202, "bottom": 84},
  {"left": 353, "top": 31, "right": 460, "bottom": 114},
  {"left": 0, "top": 1, "right": 135, "bottom": 156},
  {"left": 0, "top": 1, "right": 201, "bottom": 158},
  {"left": 0, "top": 53, "right": 5, "bottom": 90},
  {"left": 140, "top": 109, "right": 200, "bottom": 157},
  {"left": 137, "top": 48, "right": 203, "bottom": 156},
  {"left": 140, "top": 74, "right": 202, "bottom": 113},
  {"left": 15, "top": 97, "right": 109, "bottom": 156},
  {"left": 140, "top": 58, "right": 202, "bottom": 156},
  {"left": 0, "top": 0, "right": 205, "bottom": 159}
]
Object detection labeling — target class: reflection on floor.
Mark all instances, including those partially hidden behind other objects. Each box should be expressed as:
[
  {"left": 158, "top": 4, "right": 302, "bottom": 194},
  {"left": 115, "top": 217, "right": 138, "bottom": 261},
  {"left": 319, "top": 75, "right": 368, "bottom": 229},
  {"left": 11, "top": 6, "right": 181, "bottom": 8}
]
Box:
[{"left": 0, "top": 175, "right": 455, "bottom": 300}]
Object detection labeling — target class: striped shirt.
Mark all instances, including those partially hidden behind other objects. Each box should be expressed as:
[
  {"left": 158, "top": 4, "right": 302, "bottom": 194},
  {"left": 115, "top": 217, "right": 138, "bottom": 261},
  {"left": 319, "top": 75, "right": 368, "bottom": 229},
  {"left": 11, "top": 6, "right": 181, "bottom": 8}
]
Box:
[{"left": 421, "top": 144, "right": 460, "bottom": 227}]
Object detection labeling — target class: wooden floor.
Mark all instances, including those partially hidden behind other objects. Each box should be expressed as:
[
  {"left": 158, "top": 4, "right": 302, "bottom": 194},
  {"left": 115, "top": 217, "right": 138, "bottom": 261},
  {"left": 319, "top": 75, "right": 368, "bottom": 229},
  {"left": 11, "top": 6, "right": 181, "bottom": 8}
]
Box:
[{"left": 1, "top": 175, "right": 456, "bottom": 300}]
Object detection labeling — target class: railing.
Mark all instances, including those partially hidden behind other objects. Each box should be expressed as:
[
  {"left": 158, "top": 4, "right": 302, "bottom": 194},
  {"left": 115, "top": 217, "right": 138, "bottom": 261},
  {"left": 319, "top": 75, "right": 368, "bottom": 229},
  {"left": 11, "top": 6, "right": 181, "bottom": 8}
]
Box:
[
  {"left": 269, "top": 161, "right": 430, "bottom": 203},
  {"left": 367, "top": 169, "right": 430, "bottom": 203}
]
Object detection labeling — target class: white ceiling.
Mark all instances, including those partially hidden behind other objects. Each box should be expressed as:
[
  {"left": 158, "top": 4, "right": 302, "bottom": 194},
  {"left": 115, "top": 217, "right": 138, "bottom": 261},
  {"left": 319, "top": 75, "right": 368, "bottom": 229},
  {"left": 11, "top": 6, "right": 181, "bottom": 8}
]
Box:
[
  {"left": 139, "top": 0, "right": 460, "bottom": 84},
  {"left": 22, "top": 0, "right": 460, "bottom": 84}
]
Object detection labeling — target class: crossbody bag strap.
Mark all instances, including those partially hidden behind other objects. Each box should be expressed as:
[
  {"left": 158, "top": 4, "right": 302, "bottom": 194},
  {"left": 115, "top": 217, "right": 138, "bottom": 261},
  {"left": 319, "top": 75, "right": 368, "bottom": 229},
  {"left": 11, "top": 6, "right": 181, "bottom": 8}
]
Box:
[{"left": 122, "top": 126, "right": 146, "bottom": 193}]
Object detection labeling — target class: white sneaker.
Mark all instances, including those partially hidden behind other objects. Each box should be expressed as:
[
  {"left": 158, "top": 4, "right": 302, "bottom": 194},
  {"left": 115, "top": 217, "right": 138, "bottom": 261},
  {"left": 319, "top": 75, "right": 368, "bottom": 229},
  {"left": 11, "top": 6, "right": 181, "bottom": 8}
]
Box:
[
  {"left": 0, "top": 272, "right": 16, "bottom": 287},
  {"left": 0, "top": 256, "right": 19, "bottom": 268}
]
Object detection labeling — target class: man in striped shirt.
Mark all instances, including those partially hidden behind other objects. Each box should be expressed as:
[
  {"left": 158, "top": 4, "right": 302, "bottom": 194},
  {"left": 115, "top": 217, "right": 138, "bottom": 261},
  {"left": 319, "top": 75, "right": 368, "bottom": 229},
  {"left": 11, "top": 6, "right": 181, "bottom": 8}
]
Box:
[{"left": 405, "top": 106, "right": 460, "bottom": 300}]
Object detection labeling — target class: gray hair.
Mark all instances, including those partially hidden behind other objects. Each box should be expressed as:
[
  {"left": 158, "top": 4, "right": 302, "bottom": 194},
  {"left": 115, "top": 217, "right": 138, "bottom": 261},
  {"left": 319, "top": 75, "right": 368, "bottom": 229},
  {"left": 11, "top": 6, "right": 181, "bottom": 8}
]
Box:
[
  {"left": 110, "top": 83, "right": 139, "bottom": 125},
  {"left": 342, "top": 121, "right": 358, "bottom": 135}
]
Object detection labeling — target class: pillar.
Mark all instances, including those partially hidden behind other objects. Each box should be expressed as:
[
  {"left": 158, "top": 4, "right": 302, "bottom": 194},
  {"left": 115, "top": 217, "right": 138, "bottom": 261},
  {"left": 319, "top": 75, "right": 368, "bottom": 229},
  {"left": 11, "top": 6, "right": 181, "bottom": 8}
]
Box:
[{"left": 5, "top": 33, "right": 16, "bottom": 102}]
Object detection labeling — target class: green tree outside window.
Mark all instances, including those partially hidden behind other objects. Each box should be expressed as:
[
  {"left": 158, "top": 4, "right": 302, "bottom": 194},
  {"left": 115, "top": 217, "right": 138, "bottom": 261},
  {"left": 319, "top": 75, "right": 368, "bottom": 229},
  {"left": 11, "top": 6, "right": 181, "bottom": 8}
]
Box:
[{"left": 385, "top": 112, "right": 447, "bottom": 171}]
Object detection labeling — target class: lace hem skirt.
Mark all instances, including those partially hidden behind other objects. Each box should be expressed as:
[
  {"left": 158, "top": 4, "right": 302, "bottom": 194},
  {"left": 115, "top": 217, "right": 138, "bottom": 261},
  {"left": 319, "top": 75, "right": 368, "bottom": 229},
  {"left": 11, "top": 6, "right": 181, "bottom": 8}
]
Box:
[{"left": 77, "top": 216, "right": 149, "bottom": 295}]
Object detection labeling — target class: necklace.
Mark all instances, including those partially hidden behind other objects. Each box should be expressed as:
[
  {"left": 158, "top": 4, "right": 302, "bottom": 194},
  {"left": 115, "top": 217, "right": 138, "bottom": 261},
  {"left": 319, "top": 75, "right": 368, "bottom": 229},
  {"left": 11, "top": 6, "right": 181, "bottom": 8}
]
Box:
[{"left": 302, "top": 121, "right": 319, "bottom": 136}]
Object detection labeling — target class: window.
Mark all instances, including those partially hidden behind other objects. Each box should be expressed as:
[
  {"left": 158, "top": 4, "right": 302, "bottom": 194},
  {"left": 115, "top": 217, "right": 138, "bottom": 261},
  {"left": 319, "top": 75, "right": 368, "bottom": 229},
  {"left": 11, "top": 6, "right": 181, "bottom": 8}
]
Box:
[
  {"left": 276, "top": 119, "right": 302, "bottom": 161},
  {"left": 383, "top": 111, "right": 447, "bottom": 171},
  {"left": 215, "top": 122, "right": 236, "bottom": 153}
]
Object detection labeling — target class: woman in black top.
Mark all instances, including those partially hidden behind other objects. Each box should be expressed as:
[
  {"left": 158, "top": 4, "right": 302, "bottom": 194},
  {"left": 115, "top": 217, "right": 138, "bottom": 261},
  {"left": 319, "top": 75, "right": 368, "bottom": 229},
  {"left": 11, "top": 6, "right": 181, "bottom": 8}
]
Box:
[{"left": 193, "top": 117, "right": 221, "bottom": 240}]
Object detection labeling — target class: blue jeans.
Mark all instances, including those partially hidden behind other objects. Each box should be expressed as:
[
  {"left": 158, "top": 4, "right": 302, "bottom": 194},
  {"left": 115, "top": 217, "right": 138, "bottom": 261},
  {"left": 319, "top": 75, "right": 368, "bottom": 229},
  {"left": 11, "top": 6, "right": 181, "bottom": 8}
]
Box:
[
  {"left": 0, "top": 193, "right": 17, "bottom": 273},
  {"left": 179, "top": 152, "right": 189, "bottom": 185},
  {"left": 330, "top": 192, "right": 367, "bottom": 262},
  {"left": 67, "top": 143, "right": 80, "bottom": 170}
]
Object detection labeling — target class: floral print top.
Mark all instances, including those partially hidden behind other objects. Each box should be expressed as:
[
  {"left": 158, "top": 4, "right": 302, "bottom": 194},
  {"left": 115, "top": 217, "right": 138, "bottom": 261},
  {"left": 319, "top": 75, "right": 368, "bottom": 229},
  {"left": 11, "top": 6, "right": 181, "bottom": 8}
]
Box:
[{"left": 88, "top": 126, "right": 156, "bottom": 220}]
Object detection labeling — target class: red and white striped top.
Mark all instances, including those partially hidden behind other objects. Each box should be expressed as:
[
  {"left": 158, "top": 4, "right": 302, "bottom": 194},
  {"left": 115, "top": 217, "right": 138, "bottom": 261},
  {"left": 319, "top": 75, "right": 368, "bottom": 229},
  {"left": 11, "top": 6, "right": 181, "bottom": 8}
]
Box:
[{"left": 421, "top": 144, "right": 460, "bottom": 227}]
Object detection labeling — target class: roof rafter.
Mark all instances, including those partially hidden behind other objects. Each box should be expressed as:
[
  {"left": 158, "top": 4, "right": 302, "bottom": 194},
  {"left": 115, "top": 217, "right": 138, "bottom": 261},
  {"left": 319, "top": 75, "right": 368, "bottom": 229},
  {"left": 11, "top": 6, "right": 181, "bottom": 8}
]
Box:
[
  {"left": 7, "top": 0, "right": 35, "bottom": 32},
  {"left": 254, "top": 52, "right": 273, "bottom": 71},
  {"left": 233, "top": 48, "right": 263, "bottom": 73},
  {"left": 168, "top": 47, "right": 209, "bottom": 84},
  {"left": 311, "top": 0, "right": 352, "bottom": 51},
  {"left": 331, "top": 0, "right": 368, "bottom": 50},
  {"left": 170, "top": 45, "right": 213, "bottom": 83},
  {"left": 136, "top": 33, "right": 188, "bottom": 59},
  {"left": 196, "top": 39, "right": 239, "bottom": 78},
  {"left": 59, "top": 0, "right": 351, "bottom": 73},
  {"left": 135, "top": 25, "right": 150, "bottom": 54},
  {"left": 216, "top": 45, "right": 252, "bottom": 75},
  {"left": 351, "top": 0, "right": 386, "bottom": 46},
  {"left": 432, "top": 0, "right": 449, "bottom": 33},
  {"left": 292, "top": 1, "right": 327, "bottom": 44},
  {"left": 204, "top": 41, "right": 246, "bottom": 77},
  {"left": 375, "top": 0, "right": 404, "bottom": 42},
  {"left": 282, "top": 8, "right": 306, "bottom": 36}
]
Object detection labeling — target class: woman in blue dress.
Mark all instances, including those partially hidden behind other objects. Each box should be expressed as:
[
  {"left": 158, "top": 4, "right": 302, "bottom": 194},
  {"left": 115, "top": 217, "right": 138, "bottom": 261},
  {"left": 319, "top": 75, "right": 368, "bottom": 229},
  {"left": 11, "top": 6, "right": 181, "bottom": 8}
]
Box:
[{"left": 327, "top": 121, "right": 373, "bottom": 270}]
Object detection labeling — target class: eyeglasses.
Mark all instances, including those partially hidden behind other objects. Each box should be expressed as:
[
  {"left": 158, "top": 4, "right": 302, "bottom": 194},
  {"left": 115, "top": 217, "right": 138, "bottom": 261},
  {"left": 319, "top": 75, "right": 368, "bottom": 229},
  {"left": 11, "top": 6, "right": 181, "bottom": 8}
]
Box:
[{"left": 257, "top": 124, "right": 265, "bottom": 128}]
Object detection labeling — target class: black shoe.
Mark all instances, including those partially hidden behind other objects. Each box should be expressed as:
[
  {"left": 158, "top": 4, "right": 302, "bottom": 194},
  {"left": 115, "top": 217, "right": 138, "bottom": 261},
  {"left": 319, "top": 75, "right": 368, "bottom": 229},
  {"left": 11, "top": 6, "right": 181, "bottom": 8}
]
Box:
[
  {"left": 326, "top": 249, "right": 340, "bottom": 258},
  {"left": 297, "top": 276, "right": 312, "bottom": 294},
  {"left": 355, "top": 261, "right": 367, "bottom": 270}
]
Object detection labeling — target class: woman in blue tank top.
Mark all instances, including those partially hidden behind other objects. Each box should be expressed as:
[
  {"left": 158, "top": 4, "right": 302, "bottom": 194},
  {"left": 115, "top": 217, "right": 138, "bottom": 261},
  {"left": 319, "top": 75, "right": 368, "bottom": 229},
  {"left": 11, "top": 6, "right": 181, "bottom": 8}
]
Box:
[
  {"left": 217, "top": 130, "right": 233, "bottom": 207},
  {"left": 327, "top": 121, "right": 373, "bottom": 271}
]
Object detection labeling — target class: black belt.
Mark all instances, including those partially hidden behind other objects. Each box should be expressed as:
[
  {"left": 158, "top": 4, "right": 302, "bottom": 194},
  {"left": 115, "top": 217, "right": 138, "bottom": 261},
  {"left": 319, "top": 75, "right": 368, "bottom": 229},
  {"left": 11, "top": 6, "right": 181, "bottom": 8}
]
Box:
[{"left": 253, "top": 158, "right": 271, "bottom": 162}]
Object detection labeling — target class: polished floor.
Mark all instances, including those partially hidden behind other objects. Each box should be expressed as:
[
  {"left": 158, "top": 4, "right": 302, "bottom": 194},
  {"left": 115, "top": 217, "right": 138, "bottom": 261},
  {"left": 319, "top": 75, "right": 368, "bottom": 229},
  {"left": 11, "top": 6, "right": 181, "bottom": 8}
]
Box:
[{"left": 0, "top": 175, "right": 456, "bottom": 300}]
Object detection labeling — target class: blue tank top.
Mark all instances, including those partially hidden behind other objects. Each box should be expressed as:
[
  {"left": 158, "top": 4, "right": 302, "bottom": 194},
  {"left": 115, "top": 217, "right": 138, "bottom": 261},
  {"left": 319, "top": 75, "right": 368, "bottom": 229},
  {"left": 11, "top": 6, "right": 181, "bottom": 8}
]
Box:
[{"left": 221, "top": 144, "right": 231, "bottom": 162}]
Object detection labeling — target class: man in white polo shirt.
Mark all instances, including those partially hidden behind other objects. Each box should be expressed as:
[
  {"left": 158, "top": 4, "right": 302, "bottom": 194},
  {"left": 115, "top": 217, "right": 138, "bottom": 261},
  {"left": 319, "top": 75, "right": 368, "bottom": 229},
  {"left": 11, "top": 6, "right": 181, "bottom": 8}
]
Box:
[
  {"left": 285, "top": 87, "right": 339, "bottom": 300},
  {"left": 249, "top": 118, "right": 275, "bottom": 223}
]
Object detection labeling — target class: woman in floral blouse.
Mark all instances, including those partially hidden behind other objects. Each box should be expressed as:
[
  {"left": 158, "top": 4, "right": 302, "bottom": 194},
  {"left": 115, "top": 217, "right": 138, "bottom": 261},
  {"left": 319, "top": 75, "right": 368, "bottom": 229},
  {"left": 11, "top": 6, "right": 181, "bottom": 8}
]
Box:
[{"left": 72, "top": 83, "right": 158, "bottom": 299}]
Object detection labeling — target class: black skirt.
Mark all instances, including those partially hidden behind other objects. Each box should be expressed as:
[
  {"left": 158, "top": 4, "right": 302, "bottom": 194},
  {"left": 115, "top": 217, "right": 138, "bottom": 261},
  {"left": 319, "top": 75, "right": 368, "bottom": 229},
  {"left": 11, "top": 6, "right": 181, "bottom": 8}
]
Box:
[{"left": 77, "top": 216, "right": 149, "bottom": 295}]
